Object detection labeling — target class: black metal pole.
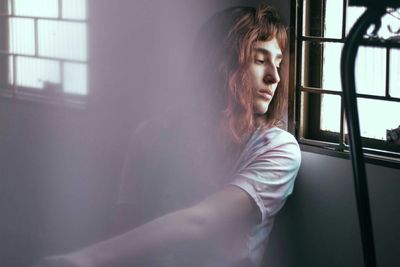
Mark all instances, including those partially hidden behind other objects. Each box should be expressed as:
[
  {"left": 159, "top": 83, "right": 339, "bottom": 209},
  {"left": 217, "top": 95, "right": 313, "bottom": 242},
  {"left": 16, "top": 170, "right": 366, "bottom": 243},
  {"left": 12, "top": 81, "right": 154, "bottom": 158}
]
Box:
[{"left": 340, "top": 6, "right": 386, "bottom": 267}]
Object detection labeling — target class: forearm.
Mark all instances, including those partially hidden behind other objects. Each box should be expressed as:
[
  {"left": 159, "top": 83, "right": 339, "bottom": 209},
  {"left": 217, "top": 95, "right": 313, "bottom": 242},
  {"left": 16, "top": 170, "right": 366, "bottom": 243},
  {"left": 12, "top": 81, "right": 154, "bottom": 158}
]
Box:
[
  {"left": 39, "top": 186, "right": 257, "bottom": 267},
  {"left": 83, "top": 207, "right": 204, "bottom": 267}
]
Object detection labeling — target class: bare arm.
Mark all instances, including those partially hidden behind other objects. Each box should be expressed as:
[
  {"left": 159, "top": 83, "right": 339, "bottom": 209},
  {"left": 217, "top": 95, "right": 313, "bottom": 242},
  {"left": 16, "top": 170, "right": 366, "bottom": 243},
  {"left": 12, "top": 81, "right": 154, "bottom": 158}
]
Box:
[{"left": 39, "top": 185, "right": 259, "bottom": 267}]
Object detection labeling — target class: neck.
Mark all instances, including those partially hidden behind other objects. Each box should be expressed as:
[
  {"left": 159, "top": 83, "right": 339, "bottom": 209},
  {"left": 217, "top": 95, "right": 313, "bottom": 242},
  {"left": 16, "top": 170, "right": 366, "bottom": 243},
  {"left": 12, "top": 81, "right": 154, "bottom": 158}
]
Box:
[{"left": 254, "top": 114, "right": 268, "bottom": 129}]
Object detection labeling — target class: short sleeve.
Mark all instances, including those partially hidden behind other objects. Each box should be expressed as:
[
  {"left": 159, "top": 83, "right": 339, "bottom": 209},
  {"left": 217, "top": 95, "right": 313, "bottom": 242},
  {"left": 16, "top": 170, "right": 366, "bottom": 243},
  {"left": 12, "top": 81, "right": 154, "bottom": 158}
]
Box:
[{"left": 229, "top": 132, "right": 301, "bottom": 223}]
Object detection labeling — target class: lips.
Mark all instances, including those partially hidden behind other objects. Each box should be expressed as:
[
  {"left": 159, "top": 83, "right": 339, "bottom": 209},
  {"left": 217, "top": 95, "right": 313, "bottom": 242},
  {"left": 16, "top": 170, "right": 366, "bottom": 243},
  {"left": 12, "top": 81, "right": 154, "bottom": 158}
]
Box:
[{"left": 258, "top": 89, "right": 273, "bottom": 100}]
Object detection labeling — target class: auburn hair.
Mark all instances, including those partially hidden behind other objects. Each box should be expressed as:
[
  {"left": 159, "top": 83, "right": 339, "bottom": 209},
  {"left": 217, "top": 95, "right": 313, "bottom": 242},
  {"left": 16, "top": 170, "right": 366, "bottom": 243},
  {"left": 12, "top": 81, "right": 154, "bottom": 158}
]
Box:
[{"left": 217, "top": 4, "right": 288, "bottom": 146}]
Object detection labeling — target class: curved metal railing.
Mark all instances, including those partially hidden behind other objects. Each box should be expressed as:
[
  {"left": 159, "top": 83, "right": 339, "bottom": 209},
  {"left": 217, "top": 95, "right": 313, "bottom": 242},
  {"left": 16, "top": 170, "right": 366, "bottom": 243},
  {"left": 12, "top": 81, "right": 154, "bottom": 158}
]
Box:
[{"left": 340, "top": 3, "right": 398, "bottom": 267}]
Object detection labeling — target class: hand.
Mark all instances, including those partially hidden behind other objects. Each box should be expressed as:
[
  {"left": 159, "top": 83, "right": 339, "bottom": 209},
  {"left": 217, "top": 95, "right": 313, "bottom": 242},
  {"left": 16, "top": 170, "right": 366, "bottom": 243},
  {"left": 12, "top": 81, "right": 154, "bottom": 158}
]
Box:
[{"left": 35, "top": 252, "right": 94, "bottom": 267}]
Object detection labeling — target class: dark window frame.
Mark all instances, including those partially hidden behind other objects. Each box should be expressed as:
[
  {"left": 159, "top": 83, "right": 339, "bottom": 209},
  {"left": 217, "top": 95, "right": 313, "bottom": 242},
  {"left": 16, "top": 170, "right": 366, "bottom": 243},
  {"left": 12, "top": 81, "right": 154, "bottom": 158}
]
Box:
[{"left": 289, "top": 0, "right": 400, "bottom": 169}]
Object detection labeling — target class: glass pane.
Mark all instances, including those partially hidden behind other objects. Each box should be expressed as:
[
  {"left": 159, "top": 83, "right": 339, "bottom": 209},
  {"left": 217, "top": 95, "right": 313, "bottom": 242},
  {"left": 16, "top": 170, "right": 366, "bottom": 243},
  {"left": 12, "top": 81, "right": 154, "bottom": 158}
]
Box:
[
  {"left": 321, "top": 94, "right": 341, "bottom": 132},
  {"left": 355, "top": 46, "right": 386, "bottom": 96},
  {"left": 38, "top": 20, "right": 87, "bottom": 61},
  {"left": 390, "top": 49, "right": 400, "bottom": 98},
  {"left": 14, "top": 0, "right": 58, "bottom": 18},
  {"left": 64, "top": 62, "right": 87, "bottom": 95},
  {"left": 9, "top": 17, "right": 35, "bottom": 55},
  {"left": 62, "top": 0, "right": 87, "bottom": 20},
  {"left": 322, "top": 42, "right": 343, "bottom": 91},
  {"left": 303, "top": 41, "right": 343, "bottom": 91},
  {"left": 358, "top": 98, "right": 400, "bottom": 140},
  {"left": 303, "top": 0, "right": 344, "bottom": 38},
  {"left": 16, "top": 56, "right": 60, "bottom": 89},
  {"left": 324, "top": 0, "right": 344, "bottom": 38},
  {"left": 346, "top": 7, "right": 366, "bottom": 35}
]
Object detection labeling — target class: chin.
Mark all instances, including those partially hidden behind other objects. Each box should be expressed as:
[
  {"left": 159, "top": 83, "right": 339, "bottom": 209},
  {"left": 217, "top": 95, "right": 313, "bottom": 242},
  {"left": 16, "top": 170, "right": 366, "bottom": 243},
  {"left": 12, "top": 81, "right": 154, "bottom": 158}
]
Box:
[{"left": 254, "top": 103, "right": 270, "bottom": 115}]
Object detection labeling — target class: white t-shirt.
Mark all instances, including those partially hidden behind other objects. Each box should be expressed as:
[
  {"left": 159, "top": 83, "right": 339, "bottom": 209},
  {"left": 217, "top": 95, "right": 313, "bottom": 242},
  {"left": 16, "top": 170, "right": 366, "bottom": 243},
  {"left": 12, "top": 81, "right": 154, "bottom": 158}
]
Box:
[
  {"left": 117, "top": 122, "right": 301, "bottom": 267},
  {"left": 229, "top": 126, "right": 301, "bottom": 266}
]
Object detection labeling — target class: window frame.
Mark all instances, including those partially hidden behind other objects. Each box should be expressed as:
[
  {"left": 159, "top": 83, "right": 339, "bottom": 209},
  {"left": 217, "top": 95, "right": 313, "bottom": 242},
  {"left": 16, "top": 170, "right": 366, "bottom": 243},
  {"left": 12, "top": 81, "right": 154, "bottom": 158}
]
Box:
[
  {"left": 0, "top": 0, "right": 89, "bottom": 109},
  {"left": 289, "top": 0, "right": 400, "bottom": 169}
]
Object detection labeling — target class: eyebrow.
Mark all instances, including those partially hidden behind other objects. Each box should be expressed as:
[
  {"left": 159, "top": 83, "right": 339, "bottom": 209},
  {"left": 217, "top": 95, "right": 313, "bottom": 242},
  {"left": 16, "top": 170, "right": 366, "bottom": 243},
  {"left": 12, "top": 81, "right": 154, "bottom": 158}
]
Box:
[{"left": 253, "top": 47, "right": 283, "bottom": 60}]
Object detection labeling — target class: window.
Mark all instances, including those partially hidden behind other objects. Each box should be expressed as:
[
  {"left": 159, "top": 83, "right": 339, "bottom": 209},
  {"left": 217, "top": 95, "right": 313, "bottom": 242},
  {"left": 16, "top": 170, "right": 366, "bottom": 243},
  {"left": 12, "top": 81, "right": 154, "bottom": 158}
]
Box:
[
  {"left": 0, "top": 0, "right": 88, "bottom": 107},
  {"left": 290, "top": 0, "right": 400, "bottom": 165}
]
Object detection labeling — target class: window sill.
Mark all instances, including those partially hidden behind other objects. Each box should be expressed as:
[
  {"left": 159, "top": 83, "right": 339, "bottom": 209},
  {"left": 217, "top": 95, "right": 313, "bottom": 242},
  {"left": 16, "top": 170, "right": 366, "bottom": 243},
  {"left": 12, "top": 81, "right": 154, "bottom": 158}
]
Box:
[
  {"left": 0, "top": 88, "right": 87, "bottom": 110},
  {"left": 299, "top": 141, "right": 400, "bottom": 170}
]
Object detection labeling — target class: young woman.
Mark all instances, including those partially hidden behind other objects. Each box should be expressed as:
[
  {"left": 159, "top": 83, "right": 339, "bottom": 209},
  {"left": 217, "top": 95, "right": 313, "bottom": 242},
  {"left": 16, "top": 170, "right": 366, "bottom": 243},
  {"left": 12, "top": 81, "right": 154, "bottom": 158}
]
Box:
[{"left": 38, "top": 4, "right": 301, "bottom": 267}]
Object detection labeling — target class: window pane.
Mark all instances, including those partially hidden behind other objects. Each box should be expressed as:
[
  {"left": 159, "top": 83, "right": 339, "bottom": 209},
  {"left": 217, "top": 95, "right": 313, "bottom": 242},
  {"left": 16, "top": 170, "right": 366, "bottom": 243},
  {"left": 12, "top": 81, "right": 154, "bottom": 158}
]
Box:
[
  {"left": 358, "top": 98, "right": 400, "bottom": 140},
  {"left": 64, "top": 62, "right": 87, "bottom": 95},
  {"left": 38, "top": 20, "right": 87, "bottom": 61},
  {"left": 324, "top": 0, "right": 344, "bottom": 38},
  {"left": 9, "top": 17, "right": 35, "bottom": 55},
  {"left": 303, "top": 41, "right": 343, "bottom": 91},
  {"left": 355, "top": 46, "right": 386, "bottom": 96},
  {"left": 390, "top": 49, "right": 400, "bottom": 98},
  {"left": 16, "top": 56, "right": 60, "bottom": 89},
  {"left": 14, "top": 0, "right": 58, "bottom": 18},
  {"left": 303, "top": 0, "right": 343, "bottom": 38},
  {"left": 322, "top": 46, "right": 387, "bottom": 95},
  {"left": 62, "top": 0, "right": 87, "bottom": 20},
  {"left": 322, "top": 42, "right": 343, "bottom": 91},
  {"left": 346, "top": 7, "right": 366, "bottom": 35},
  {"left": 321, "top": 94, "right": 341, "bottom": 132}
]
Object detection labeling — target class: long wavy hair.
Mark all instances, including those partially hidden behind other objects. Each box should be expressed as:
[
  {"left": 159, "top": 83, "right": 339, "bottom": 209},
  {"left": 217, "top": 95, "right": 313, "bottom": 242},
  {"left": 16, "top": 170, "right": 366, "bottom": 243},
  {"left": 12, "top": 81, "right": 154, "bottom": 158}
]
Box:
[
  {"left": 188, "top": 4, "right": 288, "bottom": 153},
  {"left": 218, "top": 4, "right": 288, "bottom": 147}
]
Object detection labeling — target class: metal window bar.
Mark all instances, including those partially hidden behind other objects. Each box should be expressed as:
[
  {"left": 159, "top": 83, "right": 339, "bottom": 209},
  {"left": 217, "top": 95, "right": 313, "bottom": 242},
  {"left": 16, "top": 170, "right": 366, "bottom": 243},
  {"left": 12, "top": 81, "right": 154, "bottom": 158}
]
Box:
[{"left": 300, "top": 85, "right": 400, "bottom": 102}]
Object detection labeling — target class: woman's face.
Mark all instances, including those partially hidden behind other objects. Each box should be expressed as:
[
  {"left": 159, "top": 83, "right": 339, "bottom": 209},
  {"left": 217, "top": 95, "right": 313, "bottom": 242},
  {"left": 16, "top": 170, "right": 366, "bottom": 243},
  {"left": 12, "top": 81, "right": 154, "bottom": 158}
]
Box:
[{"left": 247, "top": 38, "right": 282, "bottom": 116}]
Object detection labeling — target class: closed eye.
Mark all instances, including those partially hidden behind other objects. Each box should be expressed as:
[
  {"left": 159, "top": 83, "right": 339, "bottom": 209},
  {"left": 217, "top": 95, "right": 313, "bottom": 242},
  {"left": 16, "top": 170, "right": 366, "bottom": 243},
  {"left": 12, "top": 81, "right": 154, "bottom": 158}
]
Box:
[{"left": 255, "top": 59, "right": 265, "bottom": 64}]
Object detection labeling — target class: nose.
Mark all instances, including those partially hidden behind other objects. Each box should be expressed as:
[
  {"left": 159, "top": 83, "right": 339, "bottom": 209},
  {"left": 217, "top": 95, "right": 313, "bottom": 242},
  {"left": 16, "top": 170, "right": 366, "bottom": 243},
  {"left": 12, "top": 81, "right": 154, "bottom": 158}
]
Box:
[{"left": 263, "top": 64, "right": 280, "bottom": 84}]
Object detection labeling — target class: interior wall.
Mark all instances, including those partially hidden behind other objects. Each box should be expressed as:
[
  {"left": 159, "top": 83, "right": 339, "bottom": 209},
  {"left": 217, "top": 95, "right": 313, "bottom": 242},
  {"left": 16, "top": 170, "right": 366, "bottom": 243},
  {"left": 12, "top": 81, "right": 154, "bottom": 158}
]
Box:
[{"left": 264, "top": 152, "right": 400, "bottom": 267}]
